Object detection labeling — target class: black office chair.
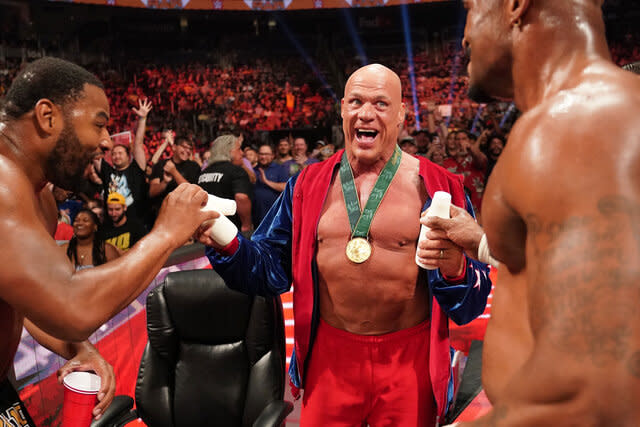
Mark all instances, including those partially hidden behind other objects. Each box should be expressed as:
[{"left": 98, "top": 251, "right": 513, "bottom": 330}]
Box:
[{"left": 94, "top": 269, "right": 293, "bottom": 427}]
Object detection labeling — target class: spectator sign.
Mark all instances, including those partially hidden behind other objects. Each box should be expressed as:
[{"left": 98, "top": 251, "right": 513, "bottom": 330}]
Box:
[{"left": 111, "top": 131, "right": 133, "bottom": 148}]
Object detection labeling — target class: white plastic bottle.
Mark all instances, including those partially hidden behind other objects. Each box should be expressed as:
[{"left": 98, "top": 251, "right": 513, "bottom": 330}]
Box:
[
  {"left": 205, "top": 214, "right": 238, "bottom": 246},
  {"left": 200, "top": 194, "right": 237, "bottom": 216},
  {"left": 200, "top": 194, "right": 238, "bottom": 246},
  {"left": 415, "top": 191, "right": 451, "bottom": 269}
]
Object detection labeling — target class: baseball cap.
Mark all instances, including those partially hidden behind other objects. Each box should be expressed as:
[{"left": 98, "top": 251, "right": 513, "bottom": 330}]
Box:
[
  {"left": 107, "top": 192, "right": 126, "bottom": 205},
  {"left": 399, "top": 136, "right": 416, "bottom": 146}
]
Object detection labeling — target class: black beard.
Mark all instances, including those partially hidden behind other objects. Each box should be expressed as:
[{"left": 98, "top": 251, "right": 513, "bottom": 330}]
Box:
[
  {"left": 468, "top": 84, "right": 498, "bottom": 104},
  {"left": 45, "top": 124, "right": 92, "bottom": 193},
  {"left": 110, "top": 212, "right": 126, "bottom": 225}
]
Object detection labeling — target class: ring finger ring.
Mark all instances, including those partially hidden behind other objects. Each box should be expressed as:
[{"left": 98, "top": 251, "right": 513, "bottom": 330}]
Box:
[{"left": 439, "top": 249, "right": 444, "bottom": 259}]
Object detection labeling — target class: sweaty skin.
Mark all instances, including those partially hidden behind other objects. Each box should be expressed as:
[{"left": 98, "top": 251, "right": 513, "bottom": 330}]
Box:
[
  {"left": 0, "top": 188, "right": 118, "bottom": 419},
  {"left": 456, "top": 0, "right": 640, "bottom": 425},
  {"left": 0, "top": 76, "right": 216, "bottom": 387},
  {"left": 317, "top": 64, "right": 464, "bottom": 334},
  {"left": 317, "top": 154, "right": 430, "bottom": 334},
  {"left": 0, "top": 175, "right": 59, "bottom": 380}
]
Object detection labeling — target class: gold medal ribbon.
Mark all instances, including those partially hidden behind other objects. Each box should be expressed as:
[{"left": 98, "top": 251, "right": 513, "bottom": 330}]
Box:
[{"left": 340, "top": 146, "right": 402, "bottom": 262}]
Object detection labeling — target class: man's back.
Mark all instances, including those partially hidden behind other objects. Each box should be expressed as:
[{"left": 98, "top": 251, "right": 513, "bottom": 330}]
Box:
[
  {"left": 482, "top": 62, "right": 640, "bottom": 420},
  {"left": 198, "top": 161, "right": 252, "bottom": 229}
]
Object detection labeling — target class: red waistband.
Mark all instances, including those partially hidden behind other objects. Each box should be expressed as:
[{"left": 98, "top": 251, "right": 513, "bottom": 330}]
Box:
[{"left": 318, "top": 318, "right": 430, "bottom": 344}]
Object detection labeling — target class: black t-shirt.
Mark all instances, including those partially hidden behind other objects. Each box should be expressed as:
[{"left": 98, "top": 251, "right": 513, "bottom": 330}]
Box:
[
  {"left": 99, "top": 160, "right": 149, "bottom": 227},
  {"left": 151, "top": 159, "right": 201, "bottom": 199},
  {"left": 198, "top": 161, "right": 253, "bottom": 228},
  {"left": 77, "top": 178, "right": 102, "bottom": 201},
  {"left": 103, "top": 217, "right": 148, "bottom": 252}
]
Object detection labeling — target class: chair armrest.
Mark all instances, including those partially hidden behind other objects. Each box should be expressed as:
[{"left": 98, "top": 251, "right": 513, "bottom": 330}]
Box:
[
  {"left": 252, "top": 400, "right": 294, "bottom": 427},
  {"left": 91, "top": 395, "right": 137, "bottom": 427}
]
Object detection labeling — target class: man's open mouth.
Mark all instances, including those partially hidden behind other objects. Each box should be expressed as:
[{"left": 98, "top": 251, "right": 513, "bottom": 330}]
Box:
[{"left": 356, "top": 129, "right": 379, "bottom": 143}]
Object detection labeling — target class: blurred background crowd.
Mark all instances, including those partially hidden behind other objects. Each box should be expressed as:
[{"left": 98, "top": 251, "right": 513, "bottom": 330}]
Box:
[{"left": 1, "top": 0, "right": 639, "bottom": 246}]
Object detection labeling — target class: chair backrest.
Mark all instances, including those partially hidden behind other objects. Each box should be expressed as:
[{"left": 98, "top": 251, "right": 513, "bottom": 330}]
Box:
[{"left": 134, "top": 269, "right": 287, "bottom": 427}]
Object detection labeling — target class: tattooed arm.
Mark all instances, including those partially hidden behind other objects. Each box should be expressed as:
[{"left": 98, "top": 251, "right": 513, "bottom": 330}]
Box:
[{"left": 457, "top": 107, "right": 640, "bottom": 426}]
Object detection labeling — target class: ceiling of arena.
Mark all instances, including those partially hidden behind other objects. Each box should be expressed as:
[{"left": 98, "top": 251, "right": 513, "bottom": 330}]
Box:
[{"left": 47, "top": 0, "right": 448, "bottom": 11}]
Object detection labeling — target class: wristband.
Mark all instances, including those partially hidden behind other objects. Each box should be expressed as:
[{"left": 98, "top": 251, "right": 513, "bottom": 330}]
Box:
[
  {"left": 478, "top": 233, "right": 500, "bottom": 268},
  {"left": 218, "top": 236, "right": 239, "bottom": 256}
]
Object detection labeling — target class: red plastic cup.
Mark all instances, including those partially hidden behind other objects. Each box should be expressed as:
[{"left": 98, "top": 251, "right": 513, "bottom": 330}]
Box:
[{"left": 62, "top": 372, "right": 101, "bottom": 427}]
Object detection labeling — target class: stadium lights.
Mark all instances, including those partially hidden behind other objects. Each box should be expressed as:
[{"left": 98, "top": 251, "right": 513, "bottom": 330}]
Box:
[
  {"left": 445, "top": 2, "right": 467, "bottom": 128},
  {"left": 341, "top": 8, "right": 368, "bottom": 67},
  {"left": 400, "top": 4, "right": 421, "bottom": 130},
  {"left": 273, "top": 13, "right": 338, "bottom": 102}
]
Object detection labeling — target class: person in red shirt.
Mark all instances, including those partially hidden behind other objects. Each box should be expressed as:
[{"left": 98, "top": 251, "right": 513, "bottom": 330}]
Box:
[{"left": 442, "top": 131, "right": 487, "bottom": 220}]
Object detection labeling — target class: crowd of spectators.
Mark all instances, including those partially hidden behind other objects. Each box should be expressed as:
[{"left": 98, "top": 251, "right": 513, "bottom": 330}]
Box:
[
  {"left": 95, "top": 58, "right": 338, "bottom": 162},
  {"left": 1, "top": 31, "right": 638, "bottom": 247}
]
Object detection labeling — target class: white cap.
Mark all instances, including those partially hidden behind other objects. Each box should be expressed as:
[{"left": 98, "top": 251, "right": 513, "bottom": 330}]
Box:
[
  {"left": 428, "top": 191, "right": 451, "bottom": 219},
  {"left": 202, "top": 194, "right": 237, "bottom": 216}
]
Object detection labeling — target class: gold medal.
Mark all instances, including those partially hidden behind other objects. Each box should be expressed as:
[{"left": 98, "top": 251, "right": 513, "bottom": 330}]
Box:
[
  {"left": 340, "top": 147, "right": 401, "bottom": 265},
  {"left": 345, "top": 237, "right": 372, "bottom": 264}
]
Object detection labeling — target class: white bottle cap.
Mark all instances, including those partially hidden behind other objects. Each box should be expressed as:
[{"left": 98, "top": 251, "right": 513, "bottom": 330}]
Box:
[
  {"left": 427, "top": 191, "right": 451, "bottom": 219},
  {"left": 201, "top": 194, "right": 237, "bottom": 216}
]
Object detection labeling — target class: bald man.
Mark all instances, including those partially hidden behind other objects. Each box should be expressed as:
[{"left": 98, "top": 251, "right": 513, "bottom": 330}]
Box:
[
  {"left": 197, "top": 64, "right": 491, "bottom": 426},
  {"left": 432, "top": 0, "right": 640, "bottom": 425}
]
